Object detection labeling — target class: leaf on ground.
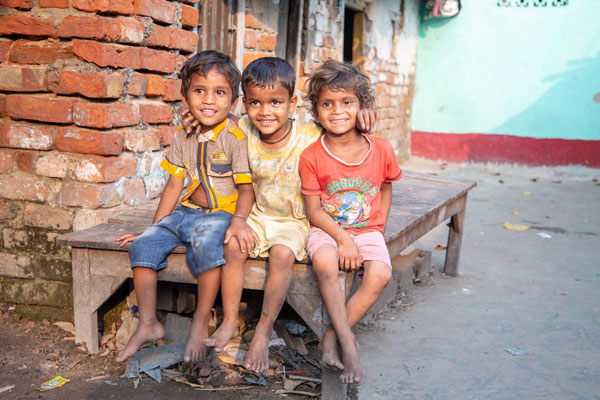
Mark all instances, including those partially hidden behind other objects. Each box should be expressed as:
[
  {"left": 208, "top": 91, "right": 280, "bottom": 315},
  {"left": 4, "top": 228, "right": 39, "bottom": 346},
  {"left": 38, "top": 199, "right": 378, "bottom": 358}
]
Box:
[
  {"left": 434, "top": 244, "right": 447, "bottom": 250},
  {"left": 512, "top": 210, "right": 519, "bottom": 215},
  {"left": 53, "top": 321, "right": 75, "bottom": 335},
  {"left": 523, "top": 191, "right": 532, "bottom": 196},
  {"left": 503, "top": 222, "right": 530, "bottom": 231}
]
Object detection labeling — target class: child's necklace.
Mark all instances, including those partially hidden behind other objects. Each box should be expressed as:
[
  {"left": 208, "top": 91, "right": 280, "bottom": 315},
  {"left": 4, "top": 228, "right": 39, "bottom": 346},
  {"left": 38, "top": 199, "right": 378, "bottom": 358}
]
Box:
[{"left": 260, "top": 121, "right": 292, "bottom": 145}]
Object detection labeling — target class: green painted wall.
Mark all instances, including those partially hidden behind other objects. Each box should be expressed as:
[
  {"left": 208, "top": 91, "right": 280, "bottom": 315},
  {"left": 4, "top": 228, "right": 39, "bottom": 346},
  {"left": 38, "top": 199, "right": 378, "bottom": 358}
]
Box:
[{"left": 412, "top": 0, "right": 600, "bottom": 140}]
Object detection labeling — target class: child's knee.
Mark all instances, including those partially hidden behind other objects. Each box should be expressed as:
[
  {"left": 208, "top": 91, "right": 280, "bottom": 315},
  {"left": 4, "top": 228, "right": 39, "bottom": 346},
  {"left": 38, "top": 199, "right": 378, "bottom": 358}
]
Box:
[
  {"left": 269, "top": 245, "right": 295, "bottom": 268},
  {"left": 366, "top": 263, "right": 392, "bottom": 288},
  {"left": 224, "top": 238, "right": 247, "bottom": 262}
]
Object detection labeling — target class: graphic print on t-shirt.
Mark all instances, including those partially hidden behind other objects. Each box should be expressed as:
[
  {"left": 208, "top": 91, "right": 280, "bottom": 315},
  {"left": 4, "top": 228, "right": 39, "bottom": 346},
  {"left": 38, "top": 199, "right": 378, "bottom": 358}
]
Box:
[{"left": 322, "top": 177, "right": 379, "bottom": 229}]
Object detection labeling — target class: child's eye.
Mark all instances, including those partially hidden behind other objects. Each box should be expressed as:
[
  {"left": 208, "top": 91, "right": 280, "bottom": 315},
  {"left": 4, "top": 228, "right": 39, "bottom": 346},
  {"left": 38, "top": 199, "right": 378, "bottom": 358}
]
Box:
[
  {"left": 322, "top": 101, "right": 331, "bottom": 107},
  {"left": 344, "top": 100, "right": 353, "bottom": 105},
  {"left": 217, "top": 90, "right": 226, "bottom": 95},
  {"left": 195, "top": 88, "right": 204, "bottom": 94},
  {"left": 272, "top": 100, "right": 281, "bottom": 106},
  {"left": 249, "top": 100, "right": 259, "bottom": 106}
]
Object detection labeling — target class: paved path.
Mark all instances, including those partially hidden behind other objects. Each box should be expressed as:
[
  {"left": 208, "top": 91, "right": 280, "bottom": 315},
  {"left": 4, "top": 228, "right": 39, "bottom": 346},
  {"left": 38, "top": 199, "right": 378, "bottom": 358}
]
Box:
[{"left": 358, "top": 159, "right": 600, "bottom": 400}]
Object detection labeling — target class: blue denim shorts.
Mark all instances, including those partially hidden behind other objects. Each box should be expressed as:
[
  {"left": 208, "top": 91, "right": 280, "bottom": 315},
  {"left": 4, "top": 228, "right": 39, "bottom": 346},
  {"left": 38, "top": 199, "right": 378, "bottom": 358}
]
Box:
[{"left": 129, "top": 206, "right": 232, "bottom": 277}]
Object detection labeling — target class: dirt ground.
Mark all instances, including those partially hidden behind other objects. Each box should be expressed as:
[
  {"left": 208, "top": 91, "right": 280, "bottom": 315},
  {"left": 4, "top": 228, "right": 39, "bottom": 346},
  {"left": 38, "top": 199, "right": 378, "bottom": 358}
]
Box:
[{"left": 0, "top": 302, "right": 331, "bottom": 400}]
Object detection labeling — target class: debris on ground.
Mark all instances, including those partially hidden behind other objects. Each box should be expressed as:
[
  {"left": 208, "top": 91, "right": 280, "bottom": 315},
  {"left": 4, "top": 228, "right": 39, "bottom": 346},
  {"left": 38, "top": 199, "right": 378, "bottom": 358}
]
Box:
[
  {"left": 503, "top": 222, "right": 530, "bottom": 231},
  {"left": 505, "top": 348, "right": 535, "bottom": 356},
  {"left": 124, "top": 342, "right": 186, "bottom": 382},
  {"left": 38, "top": 376, "right": 70, "bottom": 391}
]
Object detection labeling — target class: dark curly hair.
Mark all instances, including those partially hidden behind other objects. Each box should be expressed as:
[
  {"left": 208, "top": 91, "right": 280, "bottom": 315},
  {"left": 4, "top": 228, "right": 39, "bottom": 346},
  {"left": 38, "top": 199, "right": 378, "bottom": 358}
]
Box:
[
  {"left": 304, "top": 58, "right": 374, "bottom": 118},
  {"left": 179, "top": 50, "right": 241, "bottom": 103}
]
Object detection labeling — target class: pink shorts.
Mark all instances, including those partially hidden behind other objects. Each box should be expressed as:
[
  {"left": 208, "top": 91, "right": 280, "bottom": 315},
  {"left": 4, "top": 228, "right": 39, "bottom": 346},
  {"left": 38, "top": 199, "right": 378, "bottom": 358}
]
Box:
[{"left": 306, "top": 227, "right": 392, "bottom": 269}]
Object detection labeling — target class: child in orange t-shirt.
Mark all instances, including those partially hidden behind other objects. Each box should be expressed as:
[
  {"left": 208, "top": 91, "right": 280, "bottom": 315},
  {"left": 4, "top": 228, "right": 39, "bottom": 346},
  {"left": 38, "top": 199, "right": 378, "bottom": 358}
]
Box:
[{"left": 298, "top": 59, "right": 402, "bottom": 384}]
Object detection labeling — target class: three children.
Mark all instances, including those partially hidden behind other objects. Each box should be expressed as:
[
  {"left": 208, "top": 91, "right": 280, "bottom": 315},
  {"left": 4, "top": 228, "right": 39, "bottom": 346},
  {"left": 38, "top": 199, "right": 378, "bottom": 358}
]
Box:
[{"left": 116, "top": 50, "right": 401, "bottom": 385}]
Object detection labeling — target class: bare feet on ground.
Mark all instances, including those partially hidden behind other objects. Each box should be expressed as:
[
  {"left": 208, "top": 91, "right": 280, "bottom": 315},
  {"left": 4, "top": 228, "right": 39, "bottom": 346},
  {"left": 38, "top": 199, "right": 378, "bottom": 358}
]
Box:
[
  {"left": 116, "top": 321, "right": 164, "bottom": 362},
  {"left": 318, "top": 329, "right": 344, "bottom": 371},
  {"left": 339, "top": 338, "right": 363, "bottom": 384},
  {"left": 184, "top": 314, "right": 211, "bottom": 362},
  {"left": 203, "top": 320, "right": 238, "bottom": 352},
  {"left": 244, "top": 325, "right": 271, "bottom": 374}
]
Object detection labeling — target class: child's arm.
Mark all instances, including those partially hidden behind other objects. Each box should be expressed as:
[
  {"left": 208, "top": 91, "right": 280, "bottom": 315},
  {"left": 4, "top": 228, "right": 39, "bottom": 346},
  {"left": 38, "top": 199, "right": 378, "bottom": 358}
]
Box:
[
  {"left": 224, "top": 183, "right": 259, "bottom": 254},
  {"left": 380, "top": 182, "right": 393, "bottom": 231},
  {"left": 181, "top": 108, "right": 240, "bottom": 134},
  {"left": 357, "top": 109, "right": 379, "bottom": 133},
  {"left": 304, "top": 194, "right": 362, "bottom": 271},
  {"left": 116, "top": 175, "right": 184, "bottom": 247}
]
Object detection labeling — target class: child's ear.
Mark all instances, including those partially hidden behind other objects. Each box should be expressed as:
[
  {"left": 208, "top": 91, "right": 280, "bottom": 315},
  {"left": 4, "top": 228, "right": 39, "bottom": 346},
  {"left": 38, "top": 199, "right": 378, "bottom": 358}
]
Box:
[
  {"left": 289, "top": 95, "right": 298, "bottom": 115},
  {"left": 231, "top": 94, "right": 239, "bottom": 107}
]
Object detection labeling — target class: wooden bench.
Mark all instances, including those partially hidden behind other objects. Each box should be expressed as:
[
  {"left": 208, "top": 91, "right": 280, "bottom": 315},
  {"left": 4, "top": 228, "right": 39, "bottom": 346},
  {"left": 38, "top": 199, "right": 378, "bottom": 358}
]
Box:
[{"left": 57, "top": 172, "right": 475, "bottom": 397}]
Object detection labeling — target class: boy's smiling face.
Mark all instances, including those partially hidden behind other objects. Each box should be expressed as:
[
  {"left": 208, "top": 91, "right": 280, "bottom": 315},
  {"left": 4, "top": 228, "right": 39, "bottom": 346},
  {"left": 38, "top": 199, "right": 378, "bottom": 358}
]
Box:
[
  {"left": 186, "top": 67, "right": 237, "bottom": 133},
  {"left": 243, "top": 82, "right": 297, "bottom": 138},
  {"left": 316, "top": 88, "right": 361, "bottom": 137}
]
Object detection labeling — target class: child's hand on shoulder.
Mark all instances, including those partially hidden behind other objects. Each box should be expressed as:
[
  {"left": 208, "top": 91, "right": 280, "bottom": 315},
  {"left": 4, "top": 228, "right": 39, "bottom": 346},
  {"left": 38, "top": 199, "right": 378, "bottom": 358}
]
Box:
[
  {"left": 181, "top": 107, "right": 201, "bottom": 134},
  {"left": 357, "top": 109, "right": 379, "bottom": 133},
  {"left": 337, "top": 235, "right": 362, "bottom": 271},
  {"left": 224, "top": 217, "right": 259, "bottom": 254}
]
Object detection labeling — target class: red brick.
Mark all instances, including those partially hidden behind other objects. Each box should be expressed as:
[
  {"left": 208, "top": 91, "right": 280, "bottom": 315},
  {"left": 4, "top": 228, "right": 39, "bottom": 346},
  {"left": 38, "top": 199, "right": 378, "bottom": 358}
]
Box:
[
  {"left": 164, "top": 79, "right": 182, "bottom": 102},
  {"left": 139, "top": 47, "right": 176, "bottom": 73},
  {"left": 157, "top": 125, "right": 177, "bottom": 146},
  {"left": 9, "top": 39, "right": 73, "bottom": 64},
  {"left": 57, "top": 15, "right": 121, "bottom": 42},
  {"left": 116, "top": 17, "right": 144, "bottom": 44},
  {"left": 39, "top": 0, "right": 69, "bottom": 7},
  {"left": 72, "top": 0, "right": 134, "bottom": 15},
  {"left": 0, "top": 121, "right": 54, "bottom": 150},
  {"left": 144, "top": 74, "right": 164, "bottom": 96},
  {"left": 257, "top": 34, "right": 277, "bottom": 52},
  {"left": 49, "top": 70, "right": 123, "bottom": 99},
  {"left": 34, "top": 152, "right": 69, "bottom": 178},
  {"left": 0, "top": 95, "right": 5, "bottom": 118},
  {"left": 181, "top": 4, "right": 199, "bottom": 28},
  {"left": 170, "top": 29, "right": 197, "bottom": 53},
  {"left": 176, "top": 54, "right": 189, "bottom": 71},
  {"left": 0, "top": 0, "right": 32, "bottom": 9},
  {"left": 128, "top": 73, "right": 148, "bottom": 96},
  {"left": 244, "top": 30, "right": 257, "bottom": 49},
  {"left": 72, "top": 207, "right": 123, "bottom": 231},
  {"left": 24, "top": 203, "right": 72, "bottom": 230},
  {"left": 72, "top": 102, "right": 139, "bottom": 129},
  {"left": 73, "top": 40, "right": 141, "bottom": 69},
  {"left": 245, "top": 13, "right": 268, "bottom": 30},
  {"left": 125, "top": 127, "right": 160, "bottom": 152},
  {"left": 0, "top": 15, "right": 56, "bottom": 36},
  {"left": 75, "top": 155, "right": 138, "bottom": 183},
  {"left": 56, "top": 127, "right": 123, "bottom": 156},
  {"left": 0, "top": 65, "right": 47, "bottom": 92},
  {"left": 0, "top": 39, "right": 12, "bottom": 63},
  {"left": 140, "top": 103, "right": 173, "bottom": 124},
  {"left": 58, "top": 182, "right": 119, "bottom": 208},
  {"left": 133, "top": 0, "right": 176, "bottom": 24},
  {"left": 122, "top": 177, "right": 146, "bottom": 206},
  {"left": 0, "top": 151, "right": 14, "bottom": 174},
  {"left": 147, "top": 24, "right": 172, "bottom": 48},
  {"left": 6, "top": 94, "right": 72, "bottom": 124},
  {"left": 0, "top": 175, "right": 48, "bottom": 202},
  {"left": 179, "top": 0, "right": 199, "bottom": 3},
  {"left": 15, "top": 151, "right": 37, "bottom": 174},
  {"left": 243, "top": 51, "right": 271, "bottom": 69}
]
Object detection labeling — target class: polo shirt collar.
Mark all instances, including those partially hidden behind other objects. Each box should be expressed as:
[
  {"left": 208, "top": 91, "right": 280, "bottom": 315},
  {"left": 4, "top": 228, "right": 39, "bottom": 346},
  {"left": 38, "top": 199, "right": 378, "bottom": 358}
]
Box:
[{"left": 197, "top": 118, "right": 229, "bottom": 142}]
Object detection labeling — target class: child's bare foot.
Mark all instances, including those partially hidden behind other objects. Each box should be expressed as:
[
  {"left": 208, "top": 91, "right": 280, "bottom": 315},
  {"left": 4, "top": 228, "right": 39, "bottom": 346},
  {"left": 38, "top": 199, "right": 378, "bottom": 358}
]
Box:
[
  {"left": 339, "top": 338, "right": 362, "bottom": 384},
  {"left": 184, "top": 314, "right": 210, "bottom": 362},
  {"left": 244, "top": 324, "right": 270, "bottom": 374},
  {"left": 116, "top": 320, "right": 164, "bottom": 362},
  {"left": 318, "top": 329, "right": 344, "bottom": 371},
  {"left": 203, "top": 320, "right": 238, "bottom": 352}
]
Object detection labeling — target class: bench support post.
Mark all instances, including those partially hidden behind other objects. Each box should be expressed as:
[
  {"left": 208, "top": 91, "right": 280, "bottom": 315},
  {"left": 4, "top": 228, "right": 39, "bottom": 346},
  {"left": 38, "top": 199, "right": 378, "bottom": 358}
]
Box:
[
  {"left": 443, "top": 195, "right": 467, "bottom": 276},
  {"left": 71, "top": 248, "right": 100, "bottom": 353}
]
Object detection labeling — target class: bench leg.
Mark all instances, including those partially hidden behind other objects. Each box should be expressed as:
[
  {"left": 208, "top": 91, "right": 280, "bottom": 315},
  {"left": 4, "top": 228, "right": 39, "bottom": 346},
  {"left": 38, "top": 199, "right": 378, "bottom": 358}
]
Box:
[
  {"left": 443, "top": 202, "right": 466, "bottom": 276},
  {"left": 71, "top": 248, "right": 99, "bottom": 353}
]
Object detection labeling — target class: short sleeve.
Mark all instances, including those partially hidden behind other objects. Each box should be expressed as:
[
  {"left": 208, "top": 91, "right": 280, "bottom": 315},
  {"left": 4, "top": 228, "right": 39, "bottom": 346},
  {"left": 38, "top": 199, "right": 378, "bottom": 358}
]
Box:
[
  {"left": 382, "top": 139, "right": 402, "bottom": 183},
  {"left": 161, "top": 129, "right": 186, "bottom": 178},
  {"left": 299, "top": 146, "right": 321, "bottom": 196},
  {"left": 227, "top": 125, "right": 252, "bottom": 184}
]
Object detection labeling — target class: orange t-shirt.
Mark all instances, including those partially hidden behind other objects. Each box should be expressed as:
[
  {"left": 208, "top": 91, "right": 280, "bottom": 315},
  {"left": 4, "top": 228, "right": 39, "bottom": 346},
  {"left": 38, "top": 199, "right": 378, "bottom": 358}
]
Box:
[{"left": 299, "top": 135, "right": 402, "bottom": 235}]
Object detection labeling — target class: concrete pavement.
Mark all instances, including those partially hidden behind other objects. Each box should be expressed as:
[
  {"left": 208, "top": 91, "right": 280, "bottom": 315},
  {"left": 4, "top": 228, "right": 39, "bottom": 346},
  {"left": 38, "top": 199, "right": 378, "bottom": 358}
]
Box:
[{"left": 357, "top": 158, "right": 600, "bottom": 400}]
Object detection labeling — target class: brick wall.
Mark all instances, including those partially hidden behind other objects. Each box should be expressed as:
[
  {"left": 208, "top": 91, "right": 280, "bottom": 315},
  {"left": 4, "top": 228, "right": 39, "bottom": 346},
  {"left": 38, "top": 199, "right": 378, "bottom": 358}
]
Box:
[{"left": 0, "top": 0, "right": 199, "bottom": 320}]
